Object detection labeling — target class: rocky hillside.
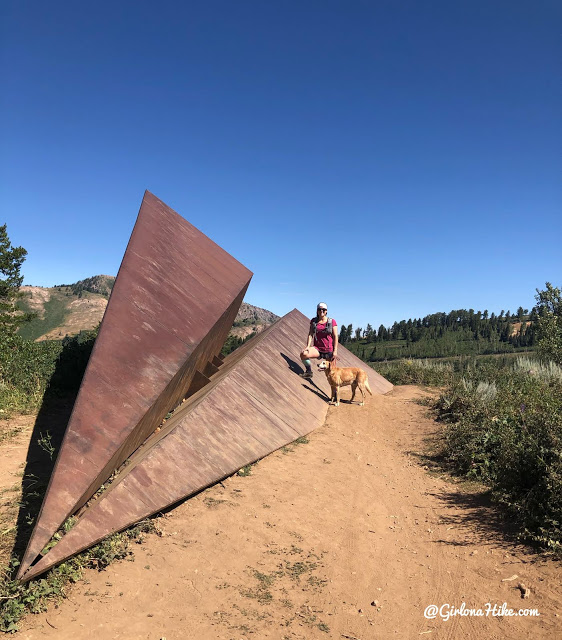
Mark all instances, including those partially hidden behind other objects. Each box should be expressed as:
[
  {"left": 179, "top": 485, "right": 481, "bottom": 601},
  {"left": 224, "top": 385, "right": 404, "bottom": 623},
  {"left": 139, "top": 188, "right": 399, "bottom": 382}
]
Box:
[
  {"left": 55, "top": 275, "right": 115, "bottom": 299},
  {"left": 234, "top": 303, "right": 277, "bottom": 325},
  {"left": 18, "top": 284, "right": 108, "bottom": 341},
  {"left": 18, "top": 276, "right": 278, "bottom": 342},
  {"left": 230, "top": 303, "right": 279, "bottom": 339}
]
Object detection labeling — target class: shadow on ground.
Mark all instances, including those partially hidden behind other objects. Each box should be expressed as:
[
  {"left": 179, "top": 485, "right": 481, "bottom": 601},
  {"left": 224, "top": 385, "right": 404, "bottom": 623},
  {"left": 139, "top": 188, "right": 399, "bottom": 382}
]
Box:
[
  {"left": 280, "top": 352, "right": 330, "bottom": 402},
  {"left": 10, "top": 336, "right": 96, "bottom": 566},
  {"left": 11, "top": 392, "right": 75, "bottom": 564},
  {"left": 406, "top": 445, "right": 546, "bottom": 560}
]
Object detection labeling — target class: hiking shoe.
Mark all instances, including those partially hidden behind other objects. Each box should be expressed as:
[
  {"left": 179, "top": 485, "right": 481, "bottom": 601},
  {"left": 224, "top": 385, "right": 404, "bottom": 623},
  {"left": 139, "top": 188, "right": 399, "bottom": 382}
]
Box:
[{"left": 299, "top": 371, "right": 313, "bottom": 379}]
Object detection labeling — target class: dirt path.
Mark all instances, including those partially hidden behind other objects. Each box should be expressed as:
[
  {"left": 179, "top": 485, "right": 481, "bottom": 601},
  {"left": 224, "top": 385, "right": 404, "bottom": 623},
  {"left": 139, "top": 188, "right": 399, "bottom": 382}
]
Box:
[{"left": 5, "top": 386, "right": 561, "bottom": 639}]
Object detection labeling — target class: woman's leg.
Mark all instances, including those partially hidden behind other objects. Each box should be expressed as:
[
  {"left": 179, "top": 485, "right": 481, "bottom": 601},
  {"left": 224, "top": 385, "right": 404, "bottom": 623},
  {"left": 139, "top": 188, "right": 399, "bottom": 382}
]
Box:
[{"left": 300, "top": 346, "right": 320, "bottom": 375}]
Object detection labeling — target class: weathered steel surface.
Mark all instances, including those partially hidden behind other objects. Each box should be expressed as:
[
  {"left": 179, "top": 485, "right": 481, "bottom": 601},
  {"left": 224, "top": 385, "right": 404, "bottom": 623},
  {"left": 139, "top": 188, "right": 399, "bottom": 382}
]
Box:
[
  {"left": 22, "top": 310, "right": 392, "bottom": 579},
  {"left": 18, "top": 191, "right": 252, "bottom": 579}
]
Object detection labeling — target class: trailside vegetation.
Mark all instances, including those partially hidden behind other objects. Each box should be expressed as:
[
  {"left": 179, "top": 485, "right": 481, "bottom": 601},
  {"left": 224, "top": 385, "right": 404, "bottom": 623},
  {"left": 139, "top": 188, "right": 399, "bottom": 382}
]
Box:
[
  {"left": 366, "top": 285, "right": 562, "bottom": 554},
  {"left": 0, "top": 234, "right": 109, "bottom": 415},
  {"left": 370, "top": 354, "right": 562, "bottom": 553},
  {"left": 0, "top": 225, "right": 57, "bottom": 414},
  {"left": 435, "top": 356, "right": 562, "bottom": 552},
  {"left": 0, "top": 328, "right": 99, "bottom": 416}
]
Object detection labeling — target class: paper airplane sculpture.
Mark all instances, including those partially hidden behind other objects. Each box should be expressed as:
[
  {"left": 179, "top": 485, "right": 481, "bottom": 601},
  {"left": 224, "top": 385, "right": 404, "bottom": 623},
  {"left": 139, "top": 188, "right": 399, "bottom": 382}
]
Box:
[{"left": 18, "top": 193, "right": 392, "bottom": 581}]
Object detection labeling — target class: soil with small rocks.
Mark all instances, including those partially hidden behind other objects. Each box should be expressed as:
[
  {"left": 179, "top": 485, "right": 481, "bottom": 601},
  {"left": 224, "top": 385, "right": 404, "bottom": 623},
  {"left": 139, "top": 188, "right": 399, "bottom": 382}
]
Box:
[{"left": 1, "top": 385, "right": 559, "bottom": 639}]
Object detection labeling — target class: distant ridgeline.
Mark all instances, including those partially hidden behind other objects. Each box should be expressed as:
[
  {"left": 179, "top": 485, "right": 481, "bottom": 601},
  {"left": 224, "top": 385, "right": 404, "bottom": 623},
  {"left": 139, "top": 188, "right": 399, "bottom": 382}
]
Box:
[
  {"left": 341, "top": 308, "right": 536, "bottom": 361},
  {"left": 17, "top": 275, "right": 277, "bottom": 344},
  {"left": 54, "top": 275, "right": 115, "bottom": 299}
]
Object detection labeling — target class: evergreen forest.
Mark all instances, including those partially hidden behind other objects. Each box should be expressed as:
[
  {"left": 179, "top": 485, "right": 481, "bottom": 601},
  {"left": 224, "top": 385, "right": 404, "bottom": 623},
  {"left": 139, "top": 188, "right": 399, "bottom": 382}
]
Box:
[{"left": 339, "top": 307, "right": 536, "bottom": 361}]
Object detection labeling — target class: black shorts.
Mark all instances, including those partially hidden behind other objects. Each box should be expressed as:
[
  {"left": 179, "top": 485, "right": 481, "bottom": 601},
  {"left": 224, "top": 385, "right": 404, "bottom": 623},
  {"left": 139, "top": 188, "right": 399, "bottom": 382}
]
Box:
[{"left": 318, "top": 351, "right": 333, "bottom": 361}]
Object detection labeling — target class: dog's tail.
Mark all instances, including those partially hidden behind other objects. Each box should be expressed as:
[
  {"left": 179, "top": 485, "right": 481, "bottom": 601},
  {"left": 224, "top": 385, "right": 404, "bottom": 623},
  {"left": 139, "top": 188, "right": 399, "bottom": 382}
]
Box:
[{"left": 365, "top": 378, "right": 373, "bottom": 396}]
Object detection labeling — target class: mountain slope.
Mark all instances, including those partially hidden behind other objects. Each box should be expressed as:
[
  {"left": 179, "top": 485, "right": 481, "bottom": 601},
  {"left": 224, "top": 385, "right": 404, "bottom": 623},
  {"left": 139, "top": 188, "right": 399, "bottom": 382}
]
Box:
[
  {"left": 17, "top": 276, "right": 278, "bottom": 342},
  {"left": 17, "top": 285, "right": 108, "bottom": 341}
]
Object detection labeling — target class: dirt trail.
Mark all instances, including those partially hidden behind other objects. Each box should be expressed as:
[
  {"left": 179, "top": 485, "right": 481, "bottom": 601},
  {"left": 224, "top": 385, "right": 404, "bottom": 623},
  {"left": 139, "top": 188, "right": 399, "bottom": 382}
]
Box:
[{"left": 6, "top": 386, "right": 561, "bottom": 639}]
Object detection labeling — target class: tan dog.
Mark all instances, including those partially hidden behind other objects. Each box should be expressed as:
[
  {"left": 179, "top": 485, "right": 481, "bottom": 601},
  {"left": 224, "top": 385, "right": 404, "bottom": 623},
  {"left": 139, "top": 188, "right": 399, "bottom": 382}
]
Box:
[{"left": 317, "top": 359, "right": 372, "bottom": 406}]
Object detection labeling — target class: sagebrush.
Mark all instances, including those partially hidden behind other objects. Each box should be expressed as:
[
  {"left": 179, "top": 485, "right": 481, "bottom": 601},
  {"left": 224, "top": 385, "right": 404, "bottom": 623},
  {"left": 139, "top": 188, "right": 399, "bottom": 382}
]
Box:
[{"left": 434, "top": 357, "right": 562, "bottom": 551}]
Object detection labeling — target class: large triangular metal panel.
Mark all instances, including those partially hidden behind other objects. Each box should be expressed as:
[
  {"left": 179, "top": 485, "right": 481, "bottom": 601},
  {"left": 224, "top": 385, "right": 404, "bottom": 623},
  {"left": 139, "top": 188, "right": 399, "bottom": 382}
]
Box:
[
  {"left": 17, "top": 191, "right": 253, "bottom": 579},
  {"left": 22, "top": 310, "right": 392, "bottom": 580}
]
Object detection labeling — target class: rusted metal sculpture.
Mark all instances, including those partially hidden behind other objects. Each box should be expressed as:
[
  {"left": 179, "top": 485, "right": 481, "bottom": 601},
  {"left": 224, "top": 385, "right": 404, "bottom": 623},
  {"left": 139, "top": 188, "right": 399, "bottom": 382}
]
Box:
[
  {"left": 22, "top": 309, "right": 392, "bottom": 580},
  {"left": 17, "top": 191, "right": 253, "bottom": 579}
]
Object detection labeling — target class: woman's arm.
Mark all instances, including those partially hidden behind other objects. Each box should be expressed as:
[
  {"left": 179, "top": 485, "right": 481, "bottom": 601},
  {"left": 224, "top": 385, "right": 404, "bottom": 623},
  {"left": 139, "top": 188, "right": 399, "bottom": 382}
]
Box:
[
  {"left": 306, "top": 325, "right": 314, "bottom": 349},
  {"left": 332, "top": 325, "right": 339, "bottom": 355}
]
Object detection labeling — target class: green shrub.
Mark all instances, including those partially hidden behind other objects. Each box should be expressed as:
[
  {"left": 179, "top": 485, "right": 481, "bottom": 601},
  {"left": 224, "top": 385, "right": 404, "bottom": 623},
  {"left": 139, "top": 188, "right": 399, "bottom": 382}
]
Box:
[
  {"left": 435, "top": 357, "right": 562, "bottom": 551},
  {"left": 0, "top": 328, "right": 98, "bottom": 416},
  {"left": 372, "top": 359, "right": 454, "bottom": 386},
  {"left": 0, "top": 336, "right": 61, "bottom": 413}
]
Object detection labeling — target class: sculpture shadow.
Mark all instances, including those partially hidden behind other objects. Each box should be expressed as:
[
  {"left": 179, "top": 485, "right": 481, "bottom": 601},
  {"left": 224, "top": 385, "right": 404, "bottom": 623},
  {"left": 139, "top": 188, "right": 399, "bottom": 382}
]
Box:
[
  {"left": 280, "top": 352, "right": 303, "bottom": 374},
  {"left": 11, "top": 343, "right": 331, "bottom": 568},
  {"left": 11, "top": 336, "right": 95, "bottom": 565},
  {"left": 280, "top": 352, "right": 330, "bottom": 402}
]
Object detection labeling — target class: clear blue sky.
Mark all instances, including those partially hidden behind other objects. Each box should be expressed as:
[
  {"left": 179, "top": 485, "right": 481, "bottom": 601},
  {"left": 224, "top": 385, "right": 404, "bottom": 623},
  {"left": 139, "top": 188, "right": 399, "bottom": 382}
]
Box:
[{"left": 1, "top": 1, "right": 560, "bottom": 329}]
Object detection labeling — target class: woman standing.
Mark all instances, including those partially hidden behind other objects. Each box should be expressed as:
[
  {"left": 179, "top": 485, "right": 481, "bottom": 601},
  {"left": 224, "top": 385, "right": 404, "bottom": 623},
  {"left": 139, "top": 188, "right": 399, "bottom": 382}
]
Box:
[{"left": 299, "top": 302, "right": 338, "bottom": 379}]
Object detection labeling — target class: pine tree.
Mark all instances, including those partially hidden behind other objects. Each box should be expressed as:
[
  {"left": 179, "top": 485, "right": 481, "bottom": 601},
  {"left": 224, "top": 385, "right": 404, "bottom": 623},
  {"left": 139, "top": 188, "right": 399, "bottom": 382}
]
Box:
[
  {"left": 0, "top": 224, "right": 28, "bottom": 342},
  {"left": 339, "top": 325, "right": 346, "bottom": 344},
  {"left": 534, "top": 283, "right": 562, "bottom": 364}
]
